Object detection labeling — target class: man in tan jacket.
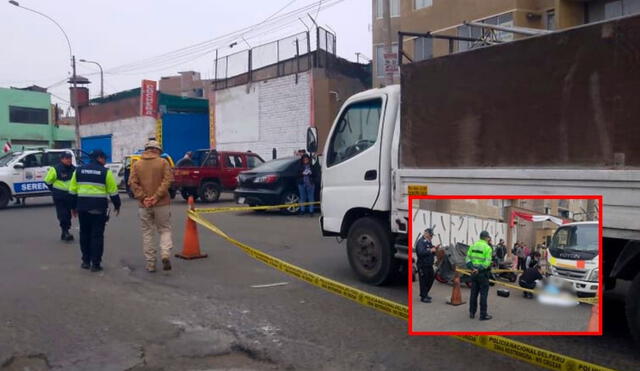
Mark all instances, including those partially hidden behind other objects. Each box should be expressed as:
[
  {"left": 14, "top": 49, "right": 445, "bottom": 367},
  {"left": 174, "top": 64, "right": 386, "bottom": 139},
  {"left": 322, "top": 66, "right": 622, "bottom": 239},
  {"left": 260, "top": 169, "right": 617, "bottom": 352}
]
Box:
[{"left": 128, "top": 140, "right": 175, "bottom": 272}]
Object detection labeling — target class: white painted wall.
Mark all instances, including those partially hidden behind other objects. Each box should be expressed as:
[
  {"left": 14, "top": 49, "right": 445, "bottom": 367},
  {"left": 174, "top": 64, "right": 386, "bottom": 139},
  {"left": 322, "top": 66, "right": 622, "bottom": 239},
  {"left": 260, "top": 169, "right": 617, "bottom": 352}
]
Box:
[
  {"left": 79, "top": 116, "right": 156, "bottom": 163},
  {"left": 215, "top": 72, "right": 311, "bottom": 161}
]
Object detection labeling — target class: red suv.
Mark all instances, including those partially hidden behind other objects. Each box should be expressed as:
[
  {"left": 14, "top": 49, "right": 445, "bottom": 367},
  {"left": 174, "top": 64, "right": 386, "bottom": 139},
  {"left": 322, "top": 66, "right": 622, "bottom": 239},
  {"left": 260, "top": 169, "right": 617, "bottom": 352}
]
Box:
[{"left": 173, "top": 149, "right": 264, "bottom": 202}]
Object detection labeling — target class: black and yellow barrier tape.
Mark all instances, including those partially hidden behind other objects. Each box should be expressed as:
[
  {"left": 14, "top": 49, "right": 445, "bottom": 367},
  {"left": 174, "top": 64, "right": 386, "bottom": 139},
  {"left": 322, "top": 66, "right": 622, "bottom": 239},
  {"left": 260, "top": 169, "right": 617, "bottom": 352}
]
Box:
[
  {"left": 188, "top": 203, "right": 611, "bottom": 371},
  {"left": 456, "top": 268, "right": 599, "bottom": 305}
]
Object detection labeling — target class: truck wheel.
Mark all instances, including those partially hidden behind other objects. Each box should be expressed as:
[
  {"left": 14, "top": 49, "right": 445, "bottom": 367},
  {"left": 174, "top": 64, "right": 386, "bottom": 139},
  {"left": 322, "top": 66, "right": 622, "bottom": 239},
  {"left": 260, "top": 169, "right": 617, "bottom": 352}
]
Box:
[
  {"left": 626, "top": 272, "right": 640, "bottom": 345},
  {"left": 199, "top": 182, "right": 221, "bottom": 203},
  {"left": 347, "top": 217, "right": 397, "bottom": 285},
  {"left": 281, "top": 191, "right": 301, "bottom": 215},
  {"left": 0, "top": 185, "right": 10, "bottom": 209}
]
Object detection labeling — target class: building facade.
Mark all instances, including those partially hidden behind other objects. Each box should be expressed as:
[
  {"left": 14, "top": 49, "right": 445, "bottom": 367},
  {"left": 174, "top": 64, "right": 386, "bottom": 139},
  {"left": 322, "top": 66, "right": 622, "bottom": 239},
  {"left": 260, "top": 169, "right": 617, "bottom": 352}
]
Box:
[
  {"left": 371, "top": 0, "right": 640, "bottom": 87},
  {"left": 0, "top": 87, "right": 74, "bottom": 151}
]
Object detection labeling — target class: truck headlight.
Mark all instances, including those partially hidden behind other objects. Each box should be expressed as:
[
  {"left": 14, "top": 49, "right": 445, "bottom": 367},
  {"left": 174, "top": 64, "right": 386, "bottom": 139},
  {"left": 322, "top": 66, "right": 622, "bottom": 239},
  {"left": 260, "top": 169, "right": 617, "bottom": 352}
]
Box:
[{"left": 587, "top": 269, "right": 599, "bottom": 282}]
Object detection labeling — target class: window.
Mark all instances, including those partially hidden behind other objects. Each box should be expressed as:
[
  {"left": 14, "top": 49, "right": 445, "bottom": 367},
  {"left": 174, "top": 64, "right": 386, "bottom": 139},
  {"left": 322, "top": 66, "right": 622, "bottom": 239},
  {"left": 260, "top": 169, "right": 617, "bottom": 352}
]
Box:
[
  {"left": 9, "top": 106, "right": 49, "bottom": 125},
  {"left": 202, "top": 151, "right": 219, "bottom": 167},
  {"left": 43, "top": 151, "right": 72, "bottom": 167},
  {"left": 588, "top": 0, "right": 640, "bottom": 22},
  {"left": 224, "top": 154, "right": 244, "bottom": 168},
  {"left": 22, "top": 153, "right": 43, "bottom": 168},
  {"left": 247, "top": 155, "right": 264, "bottom": 169},
  {"left": 415, "top": 0, "right": 432, "bottom": 10},
  {"left": 546, "top": 10, "right": 556, "bottom": 30},
  {"left": 376, "top": 0, "right": 400, "bottom": 19},
  {"left": 375, "top": 44, "right": 398, "bottom": 77},
  {"left": 414, "top": 37, "right": 433, "bottom": 61},
  {"left": 457, "top": 13, "right": 513, "bottom": 52},
  {"left": 326, "top": 98, "right": 383, "bottom": 167}
]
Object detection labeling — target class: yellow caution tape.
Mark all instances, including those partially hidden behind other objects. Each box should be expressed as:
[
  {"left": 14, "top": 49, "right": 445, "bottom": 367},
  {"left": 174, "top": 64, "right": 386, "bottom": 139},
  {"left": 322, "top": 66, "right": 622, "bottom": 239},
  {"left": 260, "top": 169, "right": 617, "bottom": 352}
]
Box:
[
  {"left": 188, "top": 203, "right": 610, "bottom": 371},
  {"left": 194, "top": 201, "right": 320, "bottom": 214},
  {"left": 453, "top": 336, "right": 613, "bottom": 371},
  {"left": 456, "top": 268, "right": 598, "bottom": 305}
]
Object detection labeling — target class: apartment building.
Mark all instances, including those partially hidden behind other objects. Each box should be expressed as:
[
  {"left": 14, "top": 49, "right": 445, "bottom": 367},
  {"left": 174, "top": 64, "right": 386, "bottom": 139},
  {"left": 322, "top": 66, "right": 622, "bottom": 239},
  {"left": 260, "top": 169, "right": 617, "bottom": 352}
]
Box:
[{"left": 371, "top": 0, "right": 640, "bottom": 86}]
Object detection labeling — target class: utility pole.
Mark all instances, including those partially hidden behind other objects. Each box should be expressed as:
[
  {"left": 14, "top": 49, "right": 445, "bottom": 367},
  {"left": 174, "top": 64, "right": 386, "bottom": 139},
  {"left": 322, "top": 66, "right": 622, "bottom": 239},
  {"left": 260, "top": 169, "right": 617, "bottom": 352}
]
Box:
[
  {"left": 382, "top": 0, "right": 394, "bottom": 85},
  {"left": 71, "top": 56, "right": 80, "bottom": 148}
]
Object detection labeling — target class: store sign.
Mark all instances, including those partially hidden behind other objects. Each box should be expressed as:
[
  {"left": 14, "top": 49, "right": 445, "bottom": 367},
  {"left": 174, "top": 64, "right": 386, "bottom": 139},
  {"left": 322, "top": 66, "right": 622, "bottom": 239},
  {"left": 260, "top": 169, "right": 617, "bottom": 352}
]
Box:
[
  {"left": 384, "top": 53, "right": 398, "bottom": 73},
  {"left": 140, "top": 80, "right": 158, "bottom": 117}
]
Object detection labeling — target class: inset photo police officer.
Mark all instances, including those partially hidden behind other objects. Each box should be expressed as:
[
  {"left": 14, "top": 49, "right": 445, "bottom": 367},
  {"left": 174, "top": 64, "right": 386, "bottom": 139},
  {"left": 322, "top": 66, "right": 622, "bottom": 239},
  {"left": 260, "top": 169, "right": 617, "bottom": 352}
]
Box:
[
  {"left": 44, "top": 151, "right": 76, "bottom": 241},
  {"left": 69, "top": 149, "right": 121, "bottom": 272},
  {"left": 416, "top": 228, "right": 438, "bottom": 303},
  {"left": 466, "top": 230, "right": 493, "bottom": 321}
]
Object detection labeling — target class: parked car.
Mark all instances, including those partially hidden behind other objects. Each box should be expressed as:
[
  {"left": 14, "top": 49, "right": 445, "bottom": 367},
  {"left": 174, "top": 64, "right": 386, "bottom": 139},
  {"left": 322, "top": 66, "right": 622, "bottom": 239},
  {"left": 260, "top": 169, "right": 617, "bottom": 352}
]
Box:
[
  {"left": 105, "top": 162, "right": 124, "bottom": 190},
  {"left": 234, "top": 156, "right": 321, "bottom": 214},
  {"left": 0, "top": 148, "right": 79, "bottom": 208},
  {"left": 122, "top": 152, "right": 176, "bottom": 199},
  {"left": 173, "top": 149, "right": 264, "bottom": 203}
]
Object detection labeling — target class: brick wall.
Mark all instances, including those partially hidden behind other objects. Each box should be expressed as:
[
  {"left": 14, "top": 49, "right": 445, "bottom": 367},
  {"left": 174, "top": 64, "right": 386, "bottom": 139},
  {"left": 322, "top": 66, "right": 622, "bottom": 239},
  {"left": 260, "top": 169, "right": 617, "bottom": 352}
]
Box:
[
  {"left": 215, "top": 71, "right": 311, "bottom": 160},
  {"left": 79, "top": 96, "right": 140, "bottom": 125},
  {"left": 79, "top": 116, "right": 156, "bottom": 162}
]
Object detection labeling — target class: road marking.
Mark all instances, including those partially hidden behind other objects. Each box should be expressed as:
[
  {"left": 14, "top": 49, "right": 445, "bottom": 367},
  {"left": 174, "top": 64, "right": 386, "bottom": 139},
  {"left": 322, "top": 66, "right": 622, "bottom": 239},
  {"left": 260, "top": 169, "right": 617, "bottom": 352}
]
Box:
[{"left": 190, "top": 203, "right": 612, "bottom": 371}]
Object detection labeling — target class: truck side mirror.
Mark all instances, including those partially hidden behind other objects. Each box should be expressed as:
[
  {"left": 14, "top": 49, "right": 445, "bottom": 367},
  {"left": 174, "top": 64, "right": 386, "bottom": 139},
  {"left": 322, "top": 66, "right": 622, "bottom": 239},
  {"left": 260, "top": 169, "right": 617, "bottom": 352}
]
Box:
[
  {"left": 13, "top": 162, "right": 24, "bottom": 169},
  {"left": 306, "top": 127, "right": 318, "bottom": 154}
]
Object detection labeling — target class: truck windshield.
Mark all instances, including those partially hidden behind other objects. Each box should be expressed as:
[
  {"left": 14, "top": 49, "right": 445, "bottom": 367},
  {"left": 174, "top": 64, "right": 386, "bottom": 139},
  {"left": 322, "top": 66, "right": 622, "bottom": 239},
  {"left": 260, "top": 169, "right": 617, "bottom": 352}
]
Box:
[
  {"left": 549, "top": 224, "right": 598, "bottom": 257},
  {"left": 0, "top": 153, "right": 21, "bottom": 167}
]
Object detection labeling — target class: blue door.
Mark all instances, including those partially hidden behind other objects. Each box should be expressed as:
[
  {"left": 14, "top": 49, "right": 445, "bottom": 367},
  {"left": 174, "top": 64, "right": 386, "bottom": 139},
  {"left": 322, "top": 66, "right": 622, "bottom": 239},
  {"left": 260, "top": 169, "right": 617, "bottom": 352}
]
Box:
[
  {"left": 81, "top": 135, "right": 112, "bottom": 163},
  {"left": 162, "top": 113, "right": 210, "bottom": 161}
]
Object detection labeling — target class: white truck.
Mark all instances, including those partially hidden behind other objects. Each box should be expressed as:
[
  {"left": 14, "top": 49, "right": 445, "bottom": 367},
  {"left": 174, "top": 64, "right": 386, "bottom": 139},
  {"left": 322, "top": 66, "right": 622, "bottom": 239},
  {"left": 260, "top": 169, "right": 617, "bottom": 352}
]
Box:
[
  {"left": 0, "top": 149, "right": 78, "bottom": 208},
  {"left": 307, "top": 15, "right": 640, "bottom": 342},
  {"left": 547, "top": 222, "right": 600, "bottom": 296}
]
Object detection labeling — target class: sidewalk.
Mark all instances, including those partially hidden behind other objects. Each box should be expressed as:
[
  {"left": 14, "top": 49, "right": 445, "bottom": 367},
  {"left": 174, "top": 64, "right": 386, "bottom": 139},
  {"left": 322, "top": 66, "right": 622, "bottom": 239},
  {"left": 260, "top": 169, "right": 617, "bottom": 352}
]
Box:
[{"left": 411, "top": 279, "right": 593, "bottom": 333}]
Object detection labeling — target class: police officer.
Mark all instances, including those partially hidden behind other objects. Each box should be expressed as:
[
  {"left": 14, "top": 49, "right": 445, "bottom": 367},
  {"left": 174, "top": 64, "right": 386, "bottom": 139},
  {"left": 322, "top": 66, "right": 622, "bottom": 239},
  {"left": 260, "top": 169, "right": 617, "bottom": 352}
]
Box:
[
  {"left": 466, "top": 231, "right": 493, "bottom": 320},
  {"left": 44, "top": 152, "right": 76, "bottom": 241},
  {"left": 69, "top": 150, "right": 121, "bottom": 272},
  {"left": 416, "top": 228, "right": 438, "bottom": 303}
]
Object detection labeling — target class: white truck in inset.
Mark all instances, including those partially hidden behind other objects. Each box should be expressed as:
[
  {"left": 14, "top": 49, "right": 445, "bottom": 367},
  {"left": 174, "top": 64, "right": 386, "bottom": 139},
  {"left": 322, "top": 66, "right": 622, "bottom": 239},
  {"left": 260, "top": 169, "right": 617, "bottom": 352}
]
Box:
[
  {"left": 307, "top": 15, "right": 640, "bottom": 343},
  {"left": 0, "top": 149, "right": 78, "bottom": 208}
]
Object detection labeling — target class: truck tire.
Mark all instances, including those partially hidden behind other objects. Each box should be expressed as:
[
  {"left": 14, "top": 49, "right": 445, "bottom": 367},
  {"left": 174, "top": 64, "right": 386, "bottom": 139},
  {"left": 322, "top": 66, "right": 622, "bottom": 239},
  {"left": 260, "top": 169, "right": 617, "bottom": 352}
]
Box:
[
  {"left": 0, "top": 184, "right": 10, "bottom": 209},
  {"left": 347, "top": 217, "right": 397, "bottom": 285},
  {"left": 626, "top": 272, "right": 640, "bottom": 346},
  {"left": 281, "top": 191, "right": 301, "bottom": 215},
  {"left": 199, "top": 182, "right": 221, "bottom": 203}
]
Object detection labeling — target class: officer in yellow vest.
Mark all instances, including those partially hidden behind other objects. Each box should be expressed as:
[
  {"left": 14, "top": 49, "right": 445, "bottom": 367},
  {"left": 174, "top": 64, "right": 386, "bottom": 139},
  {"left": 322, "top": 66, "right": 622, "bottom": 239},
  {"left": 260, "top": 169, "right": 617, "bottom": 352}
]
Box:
[
  {"left": 44, "top": 151, "right": 76, "bottom": 241},
  {"left": 466, "top": 231, "right": 494, "bottom": 321}
]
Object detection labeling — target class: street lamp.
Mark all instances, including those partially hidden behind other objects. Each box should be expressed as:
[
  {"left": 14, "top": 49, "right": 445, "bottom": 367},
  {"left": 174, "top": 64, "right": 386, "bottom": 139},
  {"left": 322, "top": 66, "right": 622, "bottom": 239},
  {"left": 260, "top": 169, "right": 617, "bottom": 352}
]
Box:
[
  {"left": 9, "top": 0, "right": 81, "bottom": 149},
  {"left": 79, "top": 59, "right": 103, "bottom": 98}
]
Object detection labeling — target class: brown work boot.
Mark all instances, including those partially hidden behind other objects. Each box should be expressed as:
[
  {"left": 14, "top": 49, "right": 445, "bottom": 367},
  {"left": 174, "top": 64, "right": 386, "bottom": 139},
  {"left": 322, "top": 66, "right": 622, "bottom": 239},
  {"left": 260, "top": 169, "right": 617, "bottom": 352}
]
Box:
[{"left": 162, "top": 258, "right": 172, "bottom": 271}]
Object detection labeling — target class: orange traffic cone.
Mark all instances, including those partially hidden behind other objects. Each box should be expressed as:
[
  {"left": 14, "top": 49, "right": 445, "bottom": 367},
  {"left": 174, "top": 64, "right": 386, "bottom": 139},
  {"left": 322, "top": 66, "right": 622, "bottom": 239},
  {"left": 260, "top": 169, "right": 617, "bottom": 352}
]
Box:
[
  {"left": 175, "top": 196, "right": 208, "bottom": 260},
  {"left": 447, "top": 272, "right": 466, "bottom": 306},
  {"left": 587, "top": 303, "right": 600, "bottom": 332}
]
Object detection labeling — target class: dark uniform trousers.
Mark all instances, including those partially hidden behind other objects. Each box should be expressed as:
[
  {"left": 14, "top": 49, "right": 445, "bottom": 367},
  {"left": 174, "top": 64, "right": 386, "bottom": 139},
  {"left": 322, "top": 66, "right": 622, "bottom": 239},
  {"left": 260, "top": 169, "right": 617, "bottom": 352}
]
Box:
[
  {"left": 54, "top": 198, "right": 72, "bottom": 231},
  {"left": 469, "top": 270, "right": 490, "bottom": 316},
  {"left": 418, "top": 264, "right": 435, "bottom": 299},
  {"left": 78, "top": 211, "right": 107, "bottom": 266}
]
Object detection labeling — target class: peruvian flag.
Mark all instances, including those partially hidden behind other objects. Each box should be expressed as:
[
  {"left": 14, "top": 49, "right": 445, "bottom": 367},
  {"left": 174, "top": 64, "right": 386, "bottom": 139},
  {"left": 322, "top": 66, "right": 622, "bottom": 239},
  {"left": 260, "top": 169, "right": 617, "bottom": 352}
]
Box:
[
  {"left": 2, "top": 141, "right": 11, "bottom": 153},
  {"left": 511, "top": 211, "right": 569, "bottom": 226}
]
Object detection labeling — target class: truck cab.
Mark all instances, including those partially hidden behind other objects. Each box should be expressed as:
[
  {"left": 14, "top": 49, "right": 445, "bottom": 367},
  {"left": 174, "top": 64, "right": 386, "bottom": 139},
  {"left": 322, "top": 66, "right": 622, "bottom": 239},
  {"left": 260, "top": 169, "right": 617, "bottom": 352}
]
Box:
[
  {"left": 0, "top": 149, "right": 78, "bottom": 208},
  {"left": 547, "top": 222, "right": 600, "bottom": 296},
  {"left": 173, "top": 149, "right": 264, "bottom": 203}
]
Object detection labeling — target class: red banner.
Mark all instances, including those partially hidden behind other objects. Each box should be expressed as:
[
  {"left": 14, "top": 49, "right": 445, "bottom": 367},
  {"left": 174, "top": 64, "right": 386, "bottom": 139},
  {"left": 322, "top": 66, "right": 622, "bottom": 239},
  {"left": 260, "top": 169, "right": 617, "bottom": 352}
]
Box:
[{"left": 140, "top": 80, "right": 157, "bottom": 117}]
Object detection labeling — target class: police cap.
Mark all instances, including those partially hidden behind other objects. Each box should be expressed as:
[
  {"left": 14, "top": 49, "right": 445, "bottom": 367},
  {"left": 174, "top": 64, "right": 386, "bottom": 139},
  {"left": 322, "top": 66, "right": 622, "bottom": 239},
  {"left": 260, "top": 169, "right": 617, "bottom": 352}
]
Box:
[
  {"left": 60, "top": 151, "right": 72, "bottom": 159},
  {"left": 480, "top": 230, "right": 491, "bottom": 239},
  {"left": 89, "top": 149, "right": 107, "bottom": 160},
  {"left": 424, "top": 228, "right": 434, "bottom": 236}
]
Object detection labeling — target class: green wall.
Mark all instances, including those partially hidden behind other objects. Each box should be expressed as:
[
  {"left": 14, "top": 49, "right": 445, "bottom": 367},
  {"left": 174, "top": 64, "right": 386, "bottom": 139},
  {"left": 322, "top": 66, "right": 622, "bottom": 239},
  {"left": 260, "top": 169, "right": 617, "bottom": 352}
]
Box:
[{"left": 0, "top": 87, "right": 74, "bottom": 150}]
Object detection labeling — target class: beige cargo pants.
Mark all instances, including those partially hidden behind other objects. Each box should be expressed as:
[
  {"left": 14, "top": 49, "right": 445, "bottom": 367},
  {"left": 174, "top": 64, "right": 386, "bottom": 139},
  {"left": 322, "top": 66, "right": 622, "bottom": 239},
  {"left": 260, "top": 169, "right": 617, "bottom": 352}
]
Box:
[{"left": 138, "top": 205, "right": 173, "bottom": 265}]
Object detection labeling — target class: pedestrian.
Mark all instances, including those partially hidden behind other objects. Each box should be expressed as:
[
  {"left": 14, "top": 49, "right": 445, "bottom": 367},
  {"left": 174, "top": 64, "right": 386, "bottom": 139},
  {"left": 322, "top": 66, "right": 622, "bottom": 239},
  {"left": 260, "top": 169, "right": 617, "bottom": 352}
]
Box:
[
  {"left": 69, "top": 149, "right": 121, "bottom": 272},
  {"left": 176, "top": 151, "right": 194, "bottom": 167},
  {"left": 466, "top": 231, "right": 494, "bottom": 321},
  {"left": 44, "top": 151, "right": 76, "bottom": 241},
  {"left": 495, "top": 239, "right": 507, "bottom": 263},
  {"left": 526, "top": 251, "right": 541, "bottom": 269},
  {"left": 128, "top": 140, "right": 175, "bottom": 273},
  {"left": 519, "top": 264, "right": 544, "bottom": 299},
  {"left": 297, "top": 154, "right": 317, "bottom": 216},
  {"left": 416, "top": 228, "right": 438, "bottom": 303},
  {"left": 523, "top": 244, "right": 531, "bottom": 259},
  {"left": 516, "top": 243, "right": 526, "bottom": 271}
]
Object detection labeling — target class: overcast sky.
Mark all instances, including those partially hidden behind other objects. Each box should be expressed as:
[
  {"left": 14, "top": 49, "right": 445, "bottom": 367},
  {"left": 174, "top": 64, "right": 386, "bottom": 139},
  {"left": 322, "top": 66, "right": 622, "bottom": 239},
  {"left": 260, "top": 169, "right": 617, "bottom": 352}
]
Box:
[{"left": 0, "top": 0, "right": 371, "bottom": 112}]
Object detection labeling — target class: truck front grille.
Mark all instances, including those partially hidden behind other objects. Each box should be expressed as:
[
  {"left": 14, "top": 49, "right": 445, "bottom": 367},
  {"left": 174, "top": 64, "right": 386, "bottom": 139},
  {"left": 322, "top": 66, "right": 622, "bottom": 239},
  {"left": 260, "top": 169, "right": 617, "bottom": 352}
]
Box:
[{"left": 552, "top": 266, "right": 586, "bottom": 280}]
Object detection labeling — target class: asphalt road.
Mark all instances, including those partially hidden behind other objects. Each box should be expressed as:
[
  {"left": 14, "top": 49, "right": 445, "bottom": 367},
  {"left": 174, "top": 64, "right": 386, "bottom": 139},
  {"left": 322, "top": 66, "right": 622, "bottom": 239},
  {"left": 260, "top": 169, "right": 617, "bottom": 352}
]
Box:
[
  {"left": 411, "top": 278, "right": 593, "bottom": 332},
  {"left": 0, "top": 195, "right": 637, "bottom": 370}
]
